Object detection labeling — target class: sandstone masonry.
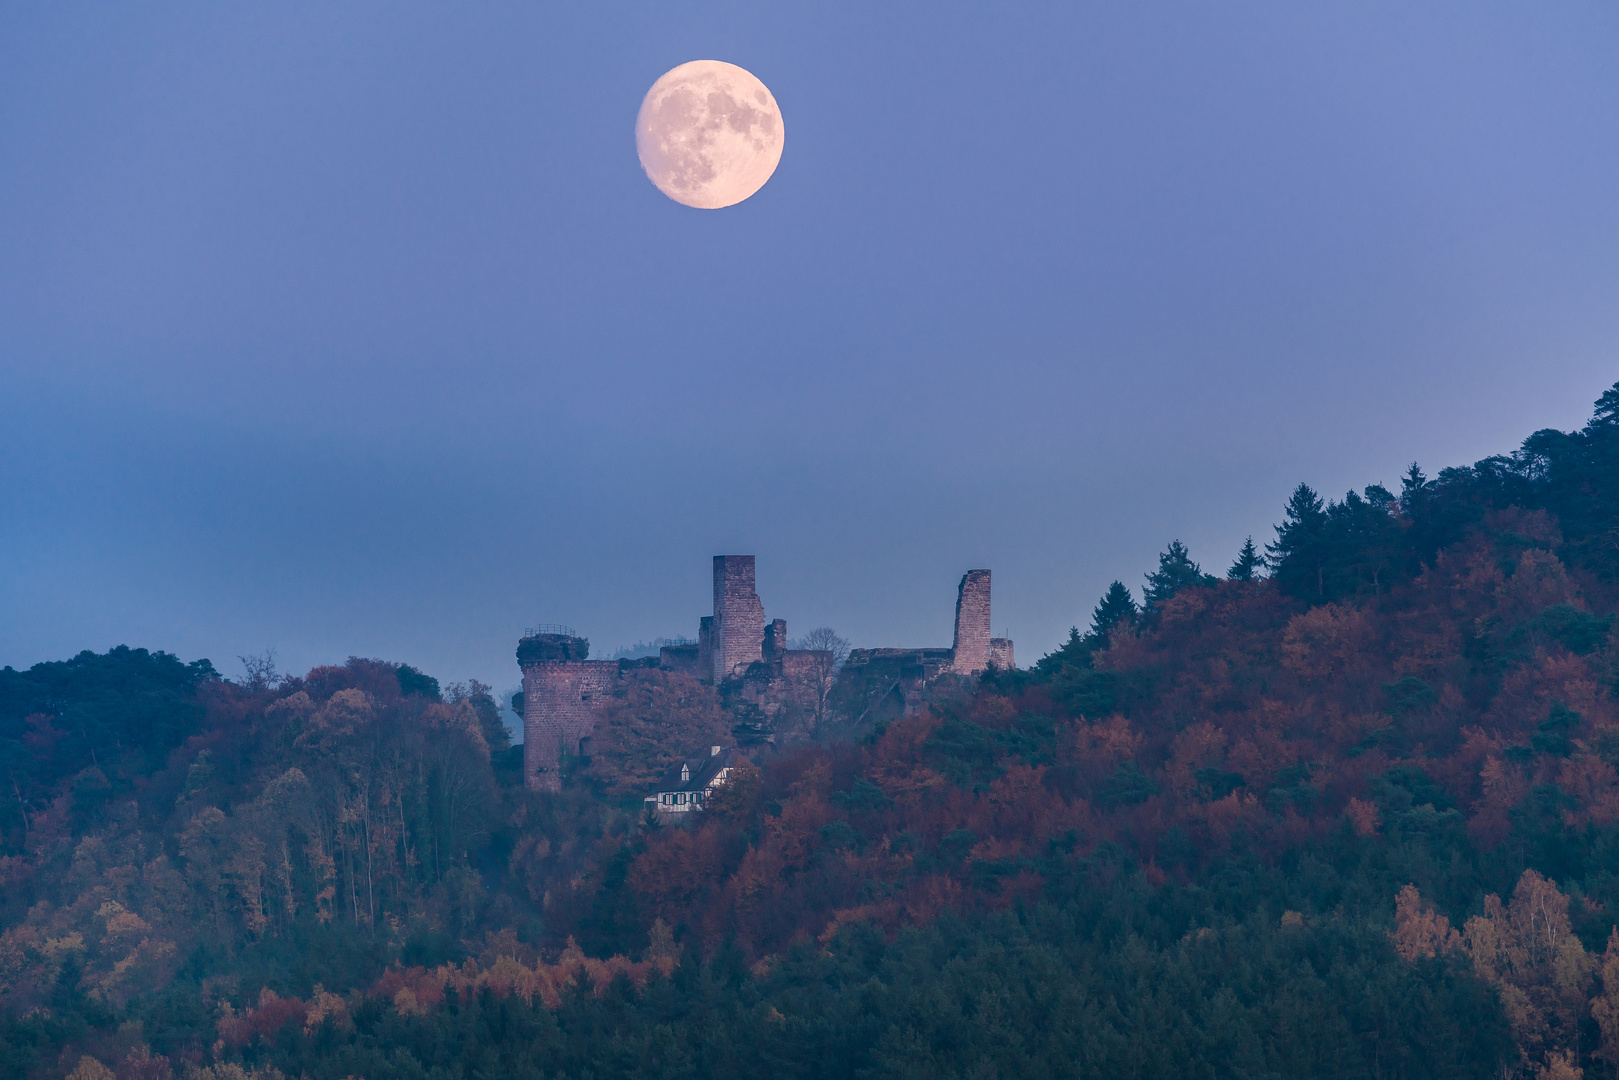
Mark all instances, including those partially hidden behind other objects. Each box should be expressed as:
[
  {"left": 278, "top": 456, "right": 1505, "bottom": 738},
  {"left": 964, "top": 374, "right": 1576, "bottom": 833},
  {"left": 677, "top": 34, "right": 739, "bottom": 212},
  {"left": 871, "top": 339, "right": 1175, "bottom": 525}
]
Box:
[
  {"left": 517, "top": 559, "right": 1015, "bottom": 791},
  {"left": 517, "top": 632, "right": 618, "bottom": 792},
  {"left": 950, "top": 569, "right": 992, "bottom": 675},
  {"left": 711, "top": 555, "right": 766, "bottom": 682}
]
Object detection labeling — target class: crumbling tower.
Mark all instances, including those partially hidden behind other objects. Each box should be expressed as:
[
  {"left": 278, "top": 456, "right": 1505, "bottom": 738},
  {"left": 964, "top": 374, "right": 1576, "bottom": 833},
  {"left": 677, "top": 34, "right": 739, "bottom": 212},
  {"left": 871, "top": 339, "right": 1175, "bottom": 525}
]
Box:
[
  {"left": 950, "top": 569, "right": 992, "bottom": 675},
  {"left": 711, "top": 555, "right": 765, "bottom": 682},
  {"left": 517, "top": 627, "right": 617, "bottom": 792}
]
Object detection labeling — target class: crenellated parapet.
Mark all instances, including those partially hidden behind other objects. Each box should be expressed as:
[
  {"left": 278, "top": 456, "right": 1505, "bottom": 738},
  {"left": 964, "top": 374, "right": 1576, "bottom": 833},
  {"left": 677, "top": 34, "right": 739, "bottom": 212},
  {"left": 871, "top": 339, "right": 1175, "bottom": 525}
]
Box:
[
  {"left": 711, "top": 555, "right": 765, "bottom": 681},
  {"left": 517, "top": 632, "right": 617, "bottom": 792},
  {"left": 516, "top": 559, "right": 1015, "bottom": 790}
]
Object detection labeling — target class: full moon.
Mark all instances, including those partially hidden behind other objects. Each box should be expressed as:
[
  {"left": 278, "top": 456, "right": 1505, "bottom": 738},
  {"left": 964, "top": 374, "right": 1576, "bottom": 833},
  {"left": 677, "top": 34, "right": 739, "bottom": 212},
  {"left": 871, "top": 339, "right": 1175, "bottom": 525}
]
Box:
[{"left": 636, "top": 61, "right": 784, "bottom": 209}]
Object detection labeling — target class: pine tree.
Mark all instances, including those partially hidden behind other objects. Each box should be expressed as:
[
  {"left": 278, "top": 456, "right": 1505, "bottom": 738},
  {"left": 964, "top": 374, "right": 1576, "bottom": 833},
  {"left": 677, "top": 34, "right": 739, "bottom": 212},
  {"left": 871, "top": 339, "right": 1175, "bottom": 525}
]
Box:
[
  {"left": 1228, "top": 537, "right": 1262, "bottom": 582},
  {"left": 1089, "top": 581, "right": 1138, "bottom": 639},
  {"left": 1592, "top": 380, "right": 1619, "bottom": 428},
  {"left": 1266, "top": 483, "right": 1329, "bottom": 598},
  {"left": 1143, "top": 541, "right": 1216, "bottom": 615},
  {"left": 1400, "top": 462, "right": 1427, "bottom": 499}
]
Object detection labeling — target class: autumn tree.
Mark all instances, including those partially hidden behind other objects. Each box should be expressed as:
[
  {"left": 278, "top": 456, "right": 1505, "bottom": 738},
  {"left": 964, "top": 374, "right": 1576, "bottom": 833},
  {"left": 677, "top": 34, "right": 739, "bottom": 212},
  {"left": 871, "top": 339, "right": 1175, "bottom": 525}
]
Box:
[
  {"left": 1462, "top": 870, "right": 1594, "bottom": 1070},
  {"left": 1391, "top": 884, "right": 1461, "bottom": 961},
  {"left": 795, "top": 627, "right": 851, "bottom": 732},
  {"left": 587, "top": 669, "right": 731, "bottom": 798}
]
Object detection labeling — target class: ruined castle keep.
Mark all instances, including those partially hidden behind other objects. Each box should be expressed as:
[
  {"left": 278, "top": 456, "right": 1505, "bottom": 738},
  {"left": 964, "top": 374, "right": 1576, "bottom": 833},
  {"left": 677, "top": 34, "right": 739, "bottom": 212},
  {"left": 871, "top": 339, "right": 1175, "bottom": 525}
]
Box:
[
  {"left": 517, "top": 557, "right": 1013, "bottom": 792},
  {"left": 515, "top": 627, "right": 618, "bottom": 792},
  {"left": 706, "top": 555, "right": 765, "bottom": 682}
]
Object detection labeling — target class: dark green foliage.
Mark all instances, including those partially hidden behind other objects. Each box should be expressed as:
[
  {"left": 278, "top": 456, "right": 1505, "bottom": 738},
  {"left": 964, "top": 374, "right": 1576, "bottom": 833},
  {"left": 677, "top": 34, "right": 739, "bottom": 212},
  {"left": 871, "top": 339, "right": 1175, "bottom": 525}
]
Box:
[
  {"left": 1539, "top": 603, "right": 1614, "bottom": 655},
  {"left": 926, "top": 715, "right": 1002, "bottom": 788},
  {"left": 397, "top": 663, "right": 442, "bottom": 699},
  {"left": 1090, "top": 580, "right": 1139, "bottom": 638},
  {"left": 1193, "top": 766, "right": 1246, "bottom": 801},
  {"left": 14, "top": 864, "right": 1511, "bottom": 1080},
  {"left": 1532, "top": 702, "right": 1581, "bottom": 757},
  {"left": 1268, "top": 381, "right": 1619, "bottom": 601},
  {"left": 1267, "top": 483, "right": 1330, "bottom": 598},
  {"left": 1383, "top": 675, "right": 1438, "bottom": 717},
  {"left": 1142, "top": 541, "right": 1216, "bottom": 616},
  {"left": 818, "top": 819, "right": 861, "bottom": 851},
  {"left": 997, "top": 711, "right": 1057, "bottom": 765},
  {"left": 1098, "top": 760, "right": 1158, "bottom": 806},
  {"left": 0, "top": 646, "right": 217, "bottom": 850},
  {"left": 1228, "top": 535, "right": 1262, "bottom": 581},
  {"left": 16, "top": 382, "right": 1619, "bottom": 1077},
  {"left": 831, "top": 778, "right": 892, "bottom": 812},
  {"left": 1049, "top": 666, "right": 1121, "bottom": 719},
  {"left": 515, "top": 634, "right": 590, "bottom": 664},
  {"left": 1267, "top": 483, "right": 1407, "bottom": 601}
]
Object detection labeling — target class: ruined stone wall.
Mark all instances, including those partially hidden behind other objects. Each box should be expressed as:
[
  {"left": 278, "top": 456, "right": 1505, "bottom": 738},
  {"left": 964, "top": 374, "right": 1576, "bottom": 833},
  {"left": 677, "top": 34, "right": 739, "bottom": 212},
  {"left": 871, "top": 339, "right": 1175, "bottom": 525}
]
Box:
[
  {"left": 712, "top": 555, "right": 765, "bottom": 681},
  {"left": 659, "top": 643, "right": 700, "bottom": 675},
  {"left": 521, "top": 660, "right": 618, "bottom": 792},
  {"left": 950, "top": 569, "right": 992, "bottom": 675},
  {"left": 763, "top": 618, "right": 787, "bottom": 663},
  {"left": 697, "top": 617, "right": 714, "bottom": 683},
  {"left": 989, "top": 638, "right": 1016, "bottom": 671}
]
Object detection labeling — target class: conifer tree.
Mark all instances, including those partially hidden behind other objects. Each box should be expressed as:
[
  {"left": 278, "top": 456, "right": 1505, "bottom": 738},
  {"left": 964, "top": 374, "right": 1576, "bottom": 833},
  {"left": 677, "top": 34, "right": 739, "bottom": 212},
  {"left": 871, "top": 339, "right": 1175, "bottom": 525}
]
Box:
[
  {"left": 1228, "top": 537, "right": 1262, "bottom": 581},
  {"left": 1089, "top": 581, "right": 1138, "bottom": 639},
  {"left": 1143, "top": 541, "right": 1216, "bottom": 615},
  {"left": 1592, "top": 381, "right": 1619, "bottom": 428},
  {"left": 1266, "top": 484, "right": 1329, "bottom": 598}
]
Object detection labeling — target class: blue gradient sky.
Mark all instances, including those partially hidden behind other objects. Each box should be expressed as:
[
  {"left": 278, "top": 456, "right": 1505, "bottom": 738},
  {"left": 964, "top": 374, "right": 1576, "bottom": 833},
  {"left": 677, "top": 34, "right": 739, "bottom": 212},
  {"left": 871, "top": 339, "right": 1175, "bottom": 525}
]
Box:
[{"left": 3, "top": 3, "right": 1617, "bottom": 701}]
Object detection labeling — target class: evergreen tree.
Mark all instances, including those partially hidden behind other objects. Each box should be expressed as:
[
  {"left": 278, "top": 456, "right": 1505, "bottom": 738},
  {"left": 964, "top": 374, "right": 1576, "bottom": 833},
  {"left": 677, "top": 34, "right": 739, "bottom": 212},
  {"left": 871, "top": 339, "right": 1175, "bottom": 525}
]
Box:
[
  {"left": 1592, "top": 380, "right": 1619, "bottom": 428},
  {"left": 1228, "top": 537, "right": 1262, "bottom": 581},
  {"left": 1267, "top": 483, "right": 1329, "bottom": 598},
  {"left": 1143, "top": 540, "right": 1216, "bottom": 615},
  {"left": 1033, "top": 626, "right": 1091, "bottom": 677},
  {"left": 1328, "top": 484, "right": 1405, "bottom": 596},
  {"left": 1400, "top": 462, "right": 1427, "bottom": 499},
  {"left": 1089, "top": 581, "right": 1138, "bottom": 639}
]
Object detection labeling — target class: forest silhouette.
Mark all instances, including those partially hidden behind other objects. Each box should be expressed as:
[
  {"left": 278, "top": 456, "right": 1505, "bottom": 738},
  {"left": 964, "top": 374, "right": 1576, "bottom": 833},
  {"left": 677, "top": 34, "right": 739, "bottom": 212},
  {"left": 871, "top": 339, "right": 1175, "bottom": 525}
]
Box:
[{"left": 7, "top": 382, "right": 1619, "bottom": 1078}]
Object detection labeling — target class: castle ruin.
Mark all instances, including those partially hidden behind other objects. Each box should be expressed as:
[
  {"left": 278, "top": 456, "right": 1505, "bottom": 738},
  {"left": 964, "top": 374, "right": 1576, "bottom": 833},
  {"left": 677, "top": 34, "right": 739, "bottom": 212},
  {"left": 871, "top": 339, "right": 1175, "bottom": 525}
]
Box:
[{"left": 517, "top": 557, "right": 1012, "bottom": 791}]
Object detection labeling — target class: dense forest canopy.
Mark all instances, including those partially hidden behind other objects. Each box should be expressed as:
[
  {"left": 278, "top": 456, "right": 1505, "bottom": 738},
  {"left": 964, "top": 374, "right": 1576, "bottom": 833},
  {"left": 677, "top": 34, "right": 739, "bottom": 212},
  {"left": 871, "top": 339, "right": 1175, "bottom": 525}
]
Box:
[{"left": 7, "top": 382, "right": 1619, "bottom": 1079}]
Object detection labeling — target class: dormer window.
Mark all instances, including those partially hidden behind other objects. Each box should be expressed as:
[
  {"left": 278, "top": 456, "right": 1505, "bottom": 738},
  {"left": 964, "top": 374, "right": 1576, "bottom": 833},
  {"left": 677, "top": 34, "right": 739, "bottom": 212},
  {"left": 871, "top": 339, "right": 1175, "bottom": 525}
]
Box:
[{"left": 680, "top": 764, "right": 690, "bottom": 783}]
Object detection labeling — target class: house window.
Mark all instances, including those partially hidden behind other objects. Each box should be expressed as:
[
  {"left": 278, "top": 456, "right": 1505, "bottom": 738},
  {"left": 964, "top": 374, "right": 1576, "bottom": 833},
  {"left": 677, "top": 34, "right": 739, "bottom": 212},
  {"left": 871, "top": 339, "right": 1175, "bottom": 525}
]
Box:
[{"left": 676, "top": 793, "right": 686, "bottom": 805}]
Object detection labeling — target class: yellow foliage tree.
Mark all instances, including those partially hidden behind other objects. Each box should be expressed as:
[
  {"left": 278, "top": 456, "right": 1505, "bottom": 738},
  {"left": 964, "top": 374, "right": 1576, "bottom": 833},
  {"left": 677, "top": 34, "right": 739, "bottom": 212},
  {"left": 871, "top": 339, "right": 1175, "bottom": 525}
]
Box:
[
  {"left": 1462, "top": 870, "right": 1594, "bottom": 1070},
  {"left": 1391, "top": 883, "right": 1461, "bottom": 961}
]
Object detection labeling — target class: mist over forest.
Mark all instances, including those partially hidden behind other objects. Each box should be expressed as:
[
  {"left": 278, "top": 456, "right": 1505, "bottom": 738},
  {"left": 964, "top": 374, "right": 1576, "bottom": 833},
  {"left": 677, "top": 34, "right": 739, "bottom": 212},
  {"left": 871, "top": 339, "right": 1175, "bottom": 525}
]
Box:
[{"left": 6, "top": 382, "right": 1619, "bottom": 1079}]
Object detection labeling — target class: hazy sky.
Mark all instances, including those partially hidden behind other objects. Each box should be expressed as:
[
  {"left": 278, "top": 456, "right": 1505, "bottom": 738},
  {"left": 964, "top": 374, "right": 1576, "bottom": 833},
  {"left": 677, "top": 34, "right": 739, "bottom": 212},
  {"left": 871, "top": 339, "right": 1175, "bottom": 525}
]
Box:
[{"left": 3, "top": 3, "right": 1618, "bottom": 703}]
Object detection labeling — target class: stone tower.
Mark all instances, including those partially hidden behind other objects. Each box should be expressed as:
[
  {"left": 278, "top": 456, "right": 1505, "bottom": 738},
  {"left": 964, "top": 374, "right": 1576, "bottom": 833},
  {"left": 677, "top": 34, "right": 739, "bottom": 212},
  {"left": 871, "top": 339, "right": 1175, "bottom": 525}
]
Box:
[
  {"left": 950, "top": 569, "right": 992, "bottom": 675},
  {"left": 711, "top": 555, "right": 765, "bottom": 681},
  {"left": 517, "top": 630, "right": 617, "bottom": 792}
]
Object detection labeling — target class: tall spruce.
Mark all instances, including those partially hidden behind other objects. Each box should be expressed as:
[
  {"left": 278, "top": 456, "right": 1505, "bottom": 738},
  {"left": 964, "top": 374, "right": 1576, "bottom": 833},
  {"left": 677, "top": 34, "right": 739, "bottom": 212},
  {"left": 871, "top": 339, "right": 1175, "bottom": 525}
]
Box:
[
  {"left": 1267, "top": 483, "right": 1329, "bottom": 598},
  {"left": 1090, "top": 581, "right": 1139, "bottom": 639},
  {"left": 1143, "top": 540, "right": 1216, "bottom": 615},
  {"left": 1228, "top": 536, "right": 1262, "bottom": 581}
]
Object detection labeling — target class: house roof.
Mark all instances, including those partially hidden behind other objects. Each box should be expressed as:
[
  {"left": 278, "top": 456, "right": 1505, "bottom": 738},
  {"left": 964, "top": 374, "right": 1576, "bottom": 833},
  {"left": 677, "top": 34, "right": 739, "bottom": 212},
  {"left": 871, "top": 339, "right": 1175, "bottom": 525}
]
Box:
[{"left": 651, "top": 747, "right": 738, "bottom": 794}]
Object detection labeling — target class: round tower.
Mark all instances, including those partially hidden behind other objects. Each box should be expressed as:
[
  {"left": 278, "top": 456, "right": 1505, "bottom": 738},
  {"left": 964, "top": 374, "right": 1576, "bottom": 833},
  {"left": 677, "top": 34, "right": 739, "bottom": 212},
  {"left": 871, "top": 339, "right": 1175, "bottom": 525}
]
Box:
[{"left": 516, "top": 627, "right": 618, "bottom": 792}]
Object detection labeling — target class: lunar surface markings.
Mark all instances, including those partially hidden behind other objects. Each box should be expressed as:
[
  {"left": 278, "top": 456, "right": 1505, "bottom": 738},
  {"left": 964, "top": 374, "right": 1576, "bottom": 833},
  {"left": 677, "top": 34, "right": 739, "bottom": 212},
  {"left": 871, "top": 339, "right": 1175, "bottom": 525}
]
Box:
[{"left": 636, "top": 61, "right": 784, "bottom": 209}]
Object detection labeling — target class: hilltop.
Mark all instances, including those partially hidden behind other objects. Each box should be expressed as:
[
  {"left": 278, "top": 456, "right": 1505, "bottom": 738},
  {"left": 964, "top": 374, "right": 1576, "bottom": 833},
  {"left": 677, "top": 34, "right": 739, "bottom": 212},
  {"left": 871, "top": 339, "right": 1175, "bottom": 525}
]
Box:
[{"left": 5, "top": 382, "right": 1619, "bottom": 1079}]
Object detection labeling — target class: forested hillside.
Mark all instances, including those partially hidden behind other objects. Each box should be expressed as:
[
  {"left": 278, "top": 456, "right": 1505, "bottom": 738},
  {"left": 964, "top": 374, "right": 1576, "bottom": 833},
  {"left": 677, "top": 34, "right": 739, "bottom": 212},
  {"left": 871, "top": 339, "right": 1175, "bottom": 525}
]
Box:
[{"left": 6, "top": 383, "right": 1619, "bottom": 1079}]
